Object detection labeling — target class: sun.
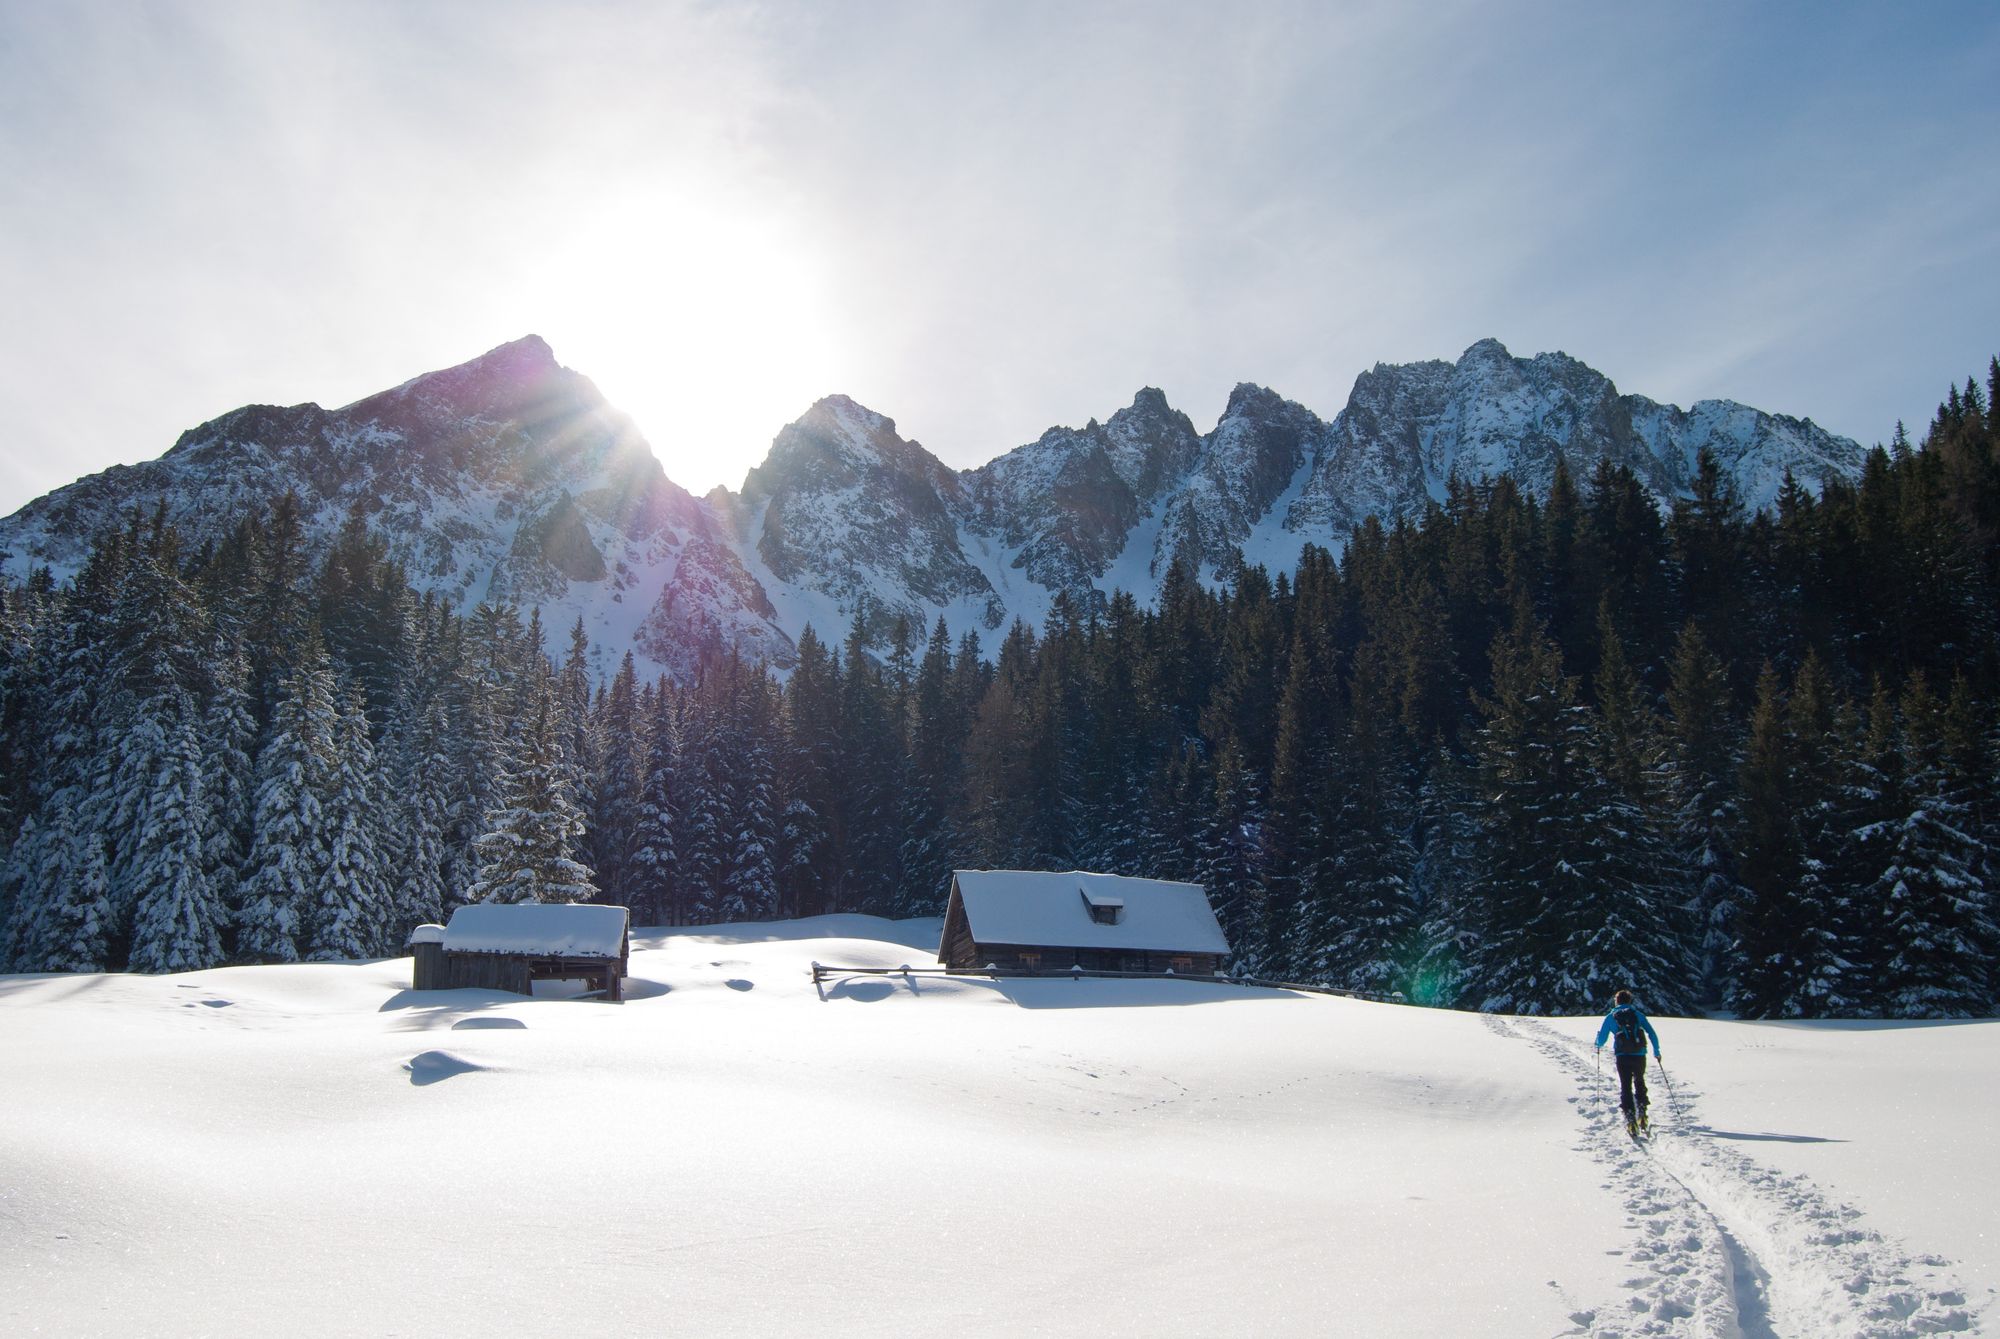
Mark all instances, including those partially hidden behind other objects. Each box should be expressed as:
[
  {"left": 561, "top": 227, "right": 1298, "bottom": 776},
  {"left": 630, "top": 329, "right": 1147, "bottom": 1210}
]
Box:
[{"left": 528, "top": 189, "right": 843, "bottom": 493}]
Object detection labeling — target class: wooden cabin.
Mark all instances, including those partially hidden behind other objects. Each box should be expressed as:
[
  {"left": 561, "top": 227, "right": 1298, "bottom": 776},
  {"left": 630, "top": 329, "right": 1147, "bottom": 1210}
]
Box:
[
  {"left": 409, "top": 903, "right": 631, "bottom": 1003},
  {"left": 937, "top": 870, "right": 1230, "bottom": 975}
]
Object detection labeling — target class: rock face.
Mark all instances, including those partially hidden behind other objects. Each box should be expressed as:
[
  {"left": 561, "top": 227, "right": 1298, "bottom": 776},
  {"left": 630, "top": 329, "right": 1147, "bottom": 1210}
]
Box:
[
  {"left": 0, "top": 336, "right": 1866, "bottom": 677},
  {"left": 0, "top": 335, "right": 790, "bottom": 677}
]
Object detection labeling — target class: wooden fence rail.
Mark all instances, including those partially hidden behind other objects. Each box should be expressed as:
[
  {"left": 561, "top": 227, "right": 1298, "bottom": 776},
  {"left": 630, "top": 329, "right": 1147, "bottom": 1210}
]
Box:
[{"left": 809, "top": 961, "right": 1404, "bottom": 1005}]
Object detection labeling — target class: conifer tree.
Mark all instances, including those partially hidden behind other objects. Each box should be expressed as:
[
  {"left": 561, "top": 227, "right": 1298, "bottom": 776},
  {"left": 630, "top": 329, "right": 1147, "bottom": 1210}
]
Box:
[
  {"left": 1564, "top": 611, "right": 1695, "bottom": 1012},
  {"left": 672, "top": 692, "right": 728, "bottom": 917},
  {"left": 714, "top": 662, "right": 779, "bottom": 921},
  {"left": 1665, "top": 622, "right": 1744, "bottom": 1005},
  {"left": 1670, "top": 448, "right": 1750, "bottom": 689},
  {"left": 466, "top": 690, "right": 597, "bottom": 905},
  {"left": 1871, "top": 678, "right": 1995, "bottom": 1015},
  {"left": 1312, "top": 643, "right": 1418, "bottom": 995},
  {"left": 896, "top": 616, "right": 964, "bottom": 915},
  {"left": 1144, "top": 741, "right": 1210, "bottom": 889},
  {"left": 776, "top": 627, "right": 840, "bottom": 918},
  {"left": 308, "top": 689, "right": 389, "bottom": 959},
  {"left": 963, "top": 662, "right": 1040, "bottom": 871},
  {"left": 0, "top": 815, "right": 34, "bottom": 970},
  {"left": 392, "top": 699, "right": 454, "bottom": 933},
  {"left": 1785, "top": 658, "right": 1866, "bottom": 1014},
  {"left": 630, "top": 684, "right": 681, "bottom": 924},
  {"left": 1464, "top": 598, "right": 1596, "bottom": 1012},
  {"left": 127, "top": 699, "right": 228, "bottom": 973},
  {"left": 1268, "top": 622, "right": 1334, "bottom": 981},
  {"left": 559, "top": 619, "right": 601, "bottom": 847},
  {"left": 238, "top": 642, "right": 342, "bottom": 962},
  {"left": 1409, "top": 739, "right": 1478, "bottom": 1007},
  {"left": 201, "top": 644, "right": 257, "bottom": 917},
  {"left": 19, "top": 814, "right": 115, "bottom": 973},
  {"left": 1198, "top": 740, "right": 1269, "bottom": 974},
  {"left": 589, "top": 654, "right": 644, "bottom": 904},
  {"left": 838, "top": 610, "right": 903, "bottom": 909},
  {"left": 1733, "top": 658, "right": 1856, "bottom": 1016}
]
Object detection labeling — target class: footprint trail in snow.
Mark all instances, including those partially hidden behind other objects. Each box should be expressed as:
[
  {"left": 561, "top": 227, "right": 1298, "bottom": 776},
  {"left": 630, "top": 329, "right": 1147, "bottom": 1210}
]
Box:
[{"left": 1481, "top": 1014, "right": 1980, "bottom": 1338}]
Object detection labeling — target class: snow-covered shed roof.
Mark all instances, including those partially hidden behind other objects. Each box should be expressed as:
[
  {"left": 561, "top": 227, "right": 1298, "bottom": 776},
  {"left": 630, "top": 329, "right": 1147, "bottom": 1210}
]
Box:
[
  {"left": 948, "top": 870, "right": 1229, "bottom": 955},
  {"left": 440, "top": 903, "right": 629, "bottom": 958},
  {"left": 408, "top": 924, "right": 446, "bottom": 946}
]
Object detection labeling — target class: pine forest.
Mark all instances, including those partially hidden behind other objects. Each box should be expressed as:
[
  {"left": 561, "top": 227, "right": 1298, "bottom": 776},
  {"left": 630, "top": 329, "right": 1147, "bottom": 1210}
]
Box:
[{"left": 4, "top": 358, "right": 1999, "bottom": 1020}]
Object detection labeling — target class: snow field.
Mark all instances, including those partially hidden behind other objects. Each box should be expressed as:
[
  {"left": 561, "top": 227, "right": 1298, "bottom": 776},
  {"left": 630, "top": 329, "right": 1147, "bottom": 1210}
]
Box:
[{"left": 3, "top": 917, "right": 1992, "bottom": 1337}]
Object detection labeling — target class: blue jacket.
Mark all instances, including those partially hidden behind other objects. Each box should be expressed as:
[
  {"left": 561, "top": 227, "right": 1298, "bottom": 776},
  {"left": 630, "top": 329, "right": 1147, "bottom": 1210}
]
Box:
[{"left": 1595, "top": 1004, "right": 1661, "bottom": 1057}]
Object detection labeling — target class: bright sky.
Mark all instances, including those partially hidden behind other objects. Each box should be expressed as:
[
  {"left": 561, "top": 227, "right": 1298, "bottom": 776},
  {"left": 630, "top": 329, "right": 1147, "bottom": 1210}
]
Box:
[{"left": 2, "top": 1, "right": 1996, "bottom": 518}]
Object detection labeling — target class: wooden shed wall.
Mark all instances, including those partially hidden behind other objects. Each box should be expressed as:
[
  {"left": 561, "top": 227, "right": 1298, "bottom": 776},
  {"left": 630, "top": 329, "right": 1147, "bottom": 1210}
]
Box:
[
  {"left": 963, "top": 944, "right": 1222, "bottom": 974},
  {"left": 939, "top": 892, "right": 980, "bottom": 968},
  {"left": 411, "top": 941, "right": 447, "bottom": 990},
  {"left": 438, "top": 951, "right": 535, "bottom": 995},
  {"left": 423, "top": 950, "right": 629, "bottom": 1001}
]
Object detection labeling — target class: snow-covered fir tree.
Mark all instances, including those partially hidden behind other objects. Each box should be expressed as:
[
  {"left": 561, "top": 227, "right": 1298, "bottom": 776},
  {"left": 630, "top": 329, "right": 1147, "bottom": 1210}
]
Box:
[
  {"left": 1664, "top": 622, "right": 1744, "bottom": 1007},
  {"left": 126, "top": 697, "right": 227, "bottom": 973},
  {"left": 713, "top": 662, "right": 779, "bottom": 921},
  {"left": 236, "top": 647, "right": 340, "bottom": 963},
  {"left": 1871, "top": 678, "right": 1996, "bottom": 1016},
  {"left": 1311, "top": 645, "right": 1419, "bottom": 997},
  {"left": 588, "top": 654, "right": 644, "bottom": 905},
  {"left": 466, "top": 690, "right": 597, "bottom": 905},
  {"left": 388, "top": 699, "right": 454, "bottom": 934},
  {"left": 307, "top": 688, "right": 389, "bottom": 960},
  {"left": 628, "top": 684, "right": 680, "bottom": 925},
  {"left": 1464, "top": 599, "right": 1599, "bottom": 1013},
  {"left": 200, "top": 643, "right": 257, "bottom": 915}
]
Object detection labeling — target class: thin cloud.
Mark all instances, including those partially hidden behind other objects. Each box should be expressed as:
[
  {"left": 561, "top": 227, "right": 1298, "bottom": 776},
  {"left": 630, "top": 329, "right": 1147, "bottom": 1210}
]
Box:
[{"left": 1, "top": 1, "right": 1996, "bottom": 516}]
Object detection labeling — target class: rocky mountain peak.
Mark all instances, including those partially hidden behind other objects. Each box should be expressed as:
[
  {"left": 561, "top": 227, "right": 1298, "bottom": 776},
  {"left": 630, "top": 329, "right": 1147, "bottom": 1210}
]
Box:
[
  {"left": 1099, "top": 387, "right": 1202, "bottom": 502},
  {"left": 344, "top": 334, "right": 566, "bottom": 419},
  {"left": 0, "top": 335, "right": 1868, "bottom": 683},
  {"left": 797, "top": 393, "right": 896, "bottom": 440},
  {"left": 742, "top": 394, "right": 951, "bottom": 509},
  {"left": 1221, "top": 382, "right": 1286, "bottom": 417}
]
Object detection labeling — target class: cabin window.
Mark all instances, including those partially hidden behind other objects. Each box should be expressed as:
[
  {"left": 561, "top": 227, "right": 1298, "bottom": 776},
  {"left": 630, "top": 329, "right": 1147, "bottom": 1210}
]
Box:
[
  {"left": 1170, "top": 955, "right": 1194, "bottom": 972},
  {"left": 1018, "top": 951, "right": 1042, "bottom": 971},
  {"left": 1079, "top": 887, "right": 1125, "bottom": 925}
]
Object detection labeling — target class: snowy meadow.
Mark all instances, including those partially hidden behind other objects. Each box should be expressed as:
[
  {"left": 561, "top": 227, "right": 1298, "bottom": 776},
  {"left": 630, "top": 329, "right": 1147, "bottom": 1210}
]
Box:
[{"left": 3, "top": 916, "right": 1992, "bottom": 1337}]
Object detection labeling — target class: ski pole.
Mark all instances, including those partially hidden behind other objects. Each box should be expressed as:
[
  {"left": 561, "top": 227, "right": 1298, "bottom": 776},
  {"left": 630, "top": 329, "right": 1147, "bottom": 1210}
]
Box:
[{"left": 1657, "top": 1059, "right": 1679, "bottom": 1126}]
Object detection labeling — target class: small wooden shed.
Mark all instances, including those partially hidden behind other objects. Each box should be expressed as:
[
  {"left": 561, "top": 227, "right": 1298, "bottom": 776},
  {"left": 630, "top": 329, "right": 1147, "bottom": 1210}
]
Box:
[
  {"left": 409, "top": 903, "right": 631, "bottom": 1003},
  {"left": 937, "top": 870, "right": 1230, "bottom": 975}
]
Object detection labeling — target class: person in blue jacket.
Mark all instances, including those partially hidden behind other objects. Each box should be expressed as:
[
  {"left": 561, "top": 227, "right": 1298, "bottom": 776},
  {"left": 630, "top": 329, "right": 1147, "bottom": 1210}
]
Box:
[{"left": 1594, "top": 988, "right": 1662, "bottom": 1133}]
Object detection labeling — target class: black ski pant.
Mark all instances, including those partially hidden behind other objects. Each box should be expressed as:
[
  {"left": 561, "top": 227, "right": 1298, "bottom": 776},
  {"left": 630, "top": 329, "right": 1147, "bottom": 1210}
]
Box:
[{"left": 1615, "top": 1052, "right": 1649, "bottom": 1119}]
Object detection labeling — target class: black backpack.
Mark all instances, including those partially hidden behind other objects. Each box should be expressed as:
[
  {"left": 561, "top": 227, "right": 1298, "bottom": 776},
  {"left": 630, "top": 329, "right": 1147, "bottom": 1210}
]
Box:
[{"left": 1613, "top": 1005, "right": 1646, "bottom": 1055}]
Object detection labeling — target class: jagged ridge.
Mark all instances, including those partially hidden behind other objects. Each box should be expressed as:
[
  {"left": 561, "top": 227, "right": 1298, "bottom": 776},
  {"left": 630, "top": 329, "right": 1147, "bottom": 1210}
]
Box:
[{"left": 0, "top": 337, "right": 1865, "bottom": 676}]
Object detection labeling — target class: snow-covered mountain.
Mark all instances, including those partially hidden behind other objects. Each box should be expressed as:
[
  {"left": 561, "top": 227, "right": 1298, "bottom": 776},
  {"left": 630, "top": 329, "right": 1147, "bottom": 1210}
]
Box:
[
  {"left": 0, "top": 335, "right": 1866, "bottom": 676},
  {"left": 0, "top": 336, "right": 789, "bottom": 677}
]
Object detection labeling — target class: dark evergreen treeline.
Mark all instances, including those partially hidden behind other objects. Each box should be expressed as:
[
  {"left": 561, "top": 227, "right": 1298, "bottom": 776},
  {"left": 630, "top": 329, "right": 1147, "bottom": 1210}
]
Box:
[{"left": 3, "top": 359, "right": 1998, "bottom": 1017}]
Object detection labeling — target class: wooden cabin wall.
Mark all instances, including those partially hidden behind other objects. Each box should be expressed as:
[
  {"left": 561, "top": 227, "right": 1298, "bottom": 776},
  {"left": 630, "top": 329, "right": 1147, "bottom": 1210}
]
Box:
[
  {"left": 963, "top": 944, "right": 1222, "bottom": 975},
  {"left": 411, "top": 942, "right": 446, "bottom": 990},
  {"left": 439, "top": 952, "right": 534, "bottom": 995},
  {"left": 939, "top": 898, "right": 980, "bottom": 969}
]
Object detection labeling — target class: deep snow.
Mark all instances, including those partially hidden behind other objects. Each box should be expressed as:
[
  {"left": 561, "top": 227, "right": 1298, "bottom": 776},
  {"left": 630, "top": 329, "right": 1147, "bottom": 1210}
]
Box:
[{"left": 2, "top": 917, "right": 1991, "bottom": 1337}]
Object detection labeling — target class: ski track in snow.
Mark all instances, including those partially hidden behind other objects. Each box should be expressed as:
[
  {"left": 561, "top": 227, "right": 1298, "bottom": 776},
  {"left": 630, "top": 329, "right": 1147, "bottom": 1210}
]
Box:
[{"left": 1479, "top": 1014, "right": 1981, "bottom": 1338}]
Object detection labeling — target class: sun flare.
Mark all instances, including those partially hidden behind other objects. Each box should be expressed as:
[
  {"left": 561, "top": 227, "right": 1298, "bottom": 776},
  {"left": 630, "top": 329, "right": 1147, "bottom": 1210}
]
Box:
[{"left": 531, "top": 190, "right": 841, "bottom": 492}]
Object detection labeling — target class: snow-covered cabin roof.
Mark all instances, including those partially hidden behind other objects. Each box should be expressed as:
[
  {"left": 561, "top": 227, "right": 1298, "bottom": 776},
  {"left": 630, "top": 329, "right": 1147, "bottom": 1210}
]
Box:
[
  {"left": 440, "top": 903, "right": 629, "bottom": 958},
  {"left": 408, "top": 924, "right": 446, "bottom": 946},
  {"left": 947, "top": 870, "right": 1229, "bottom": 955}
]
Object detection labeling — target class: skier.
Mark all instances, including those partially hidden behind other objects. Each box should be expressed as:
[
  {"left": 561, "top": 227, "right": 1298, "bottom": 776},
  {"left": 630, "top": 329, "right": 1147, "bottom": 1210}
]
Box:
[{"left": 1594, "top": 988, "right": 1661, "bottom": 1136}]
